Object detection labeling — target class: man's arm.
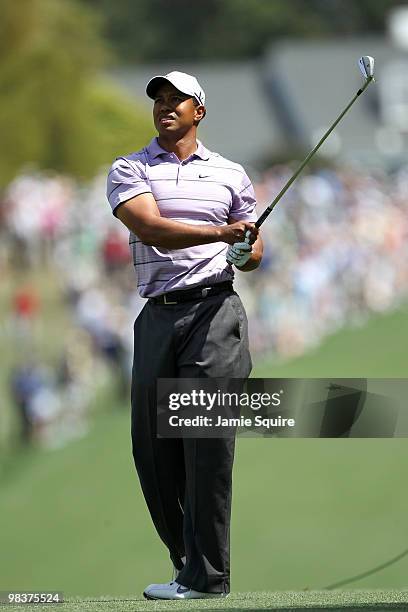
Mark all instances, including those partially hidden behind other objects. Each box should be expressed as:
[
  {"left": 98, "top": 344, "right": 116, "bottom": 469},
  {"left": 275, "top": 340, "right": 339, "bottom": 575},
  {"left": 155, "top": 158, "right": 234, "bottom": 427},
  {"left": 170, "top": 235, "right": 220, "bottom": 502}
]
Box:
[
  {"left": 115, "top": 193, "right": 258, "bottom": 249},
  {"left": 227, "top": 217, "right": 263, "bottom": 272}
]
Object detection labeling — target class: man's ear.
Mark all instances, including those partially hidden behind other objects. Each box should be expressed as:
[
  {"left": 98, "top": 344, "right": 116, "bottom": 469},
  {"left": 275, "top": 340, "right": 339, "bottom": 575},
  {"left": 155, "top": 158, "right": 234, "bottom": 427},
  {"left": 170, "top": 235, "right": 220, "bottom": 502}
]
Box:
[{"left": 195, "top": 104, "right": 206, "bottom": 122}]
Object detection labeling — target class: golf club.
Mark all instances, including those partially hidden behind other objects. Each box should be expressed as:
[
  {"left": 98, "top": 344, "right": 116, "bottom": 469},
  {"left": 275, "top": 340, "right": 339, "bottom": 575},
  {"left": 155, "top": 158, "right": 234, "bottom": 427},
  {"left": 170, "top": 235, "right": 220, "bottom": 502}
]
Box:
[{"left": 254, "top": 55, "right": 375, "bottom": 229}]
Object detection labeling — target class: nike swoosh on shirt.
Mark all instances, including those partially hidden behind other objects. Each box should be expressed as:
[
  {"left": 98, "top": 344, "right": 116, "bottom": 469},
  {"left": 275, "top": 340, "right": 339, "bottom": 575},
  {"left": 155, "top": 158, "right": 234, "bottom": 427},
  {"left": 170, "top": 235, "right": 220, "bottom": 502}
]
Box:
[{"left": 199, "top": 174, "right": 211, "bottom": 178}]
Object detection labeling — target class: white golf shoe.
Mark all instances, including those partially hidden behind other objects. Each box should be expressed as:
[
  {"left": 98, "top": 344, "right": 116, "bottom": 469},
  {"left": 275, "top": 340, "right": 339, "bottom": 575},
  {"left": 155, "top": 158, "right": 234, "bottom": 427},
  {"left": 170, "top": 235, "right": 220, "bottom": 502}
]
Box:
[{"left": 143, "top": 580, "right": 227, "bottom": 600}]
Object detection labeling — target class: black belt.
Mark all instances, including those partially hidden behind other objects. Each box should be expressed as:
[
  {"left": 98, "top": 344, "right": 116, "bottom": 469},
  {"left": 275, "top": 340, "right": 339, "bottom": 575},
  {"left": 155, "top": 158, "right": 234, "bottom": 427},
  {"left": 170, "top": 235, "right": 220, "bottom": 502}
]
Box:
[{"left": 149, "top": 281, "right": 234, "bottom": 305}]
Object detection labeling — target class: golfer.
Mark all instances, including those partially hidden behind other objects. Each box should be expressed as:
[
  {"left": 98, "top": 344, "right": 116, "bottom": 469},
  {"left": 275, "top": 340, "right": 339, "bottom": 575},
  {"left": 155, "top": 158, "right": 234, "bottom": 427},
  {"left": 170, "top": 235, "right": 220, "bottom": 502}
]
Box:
[{"left": 106, "top": 71, "right": 263, "bottom": 600}]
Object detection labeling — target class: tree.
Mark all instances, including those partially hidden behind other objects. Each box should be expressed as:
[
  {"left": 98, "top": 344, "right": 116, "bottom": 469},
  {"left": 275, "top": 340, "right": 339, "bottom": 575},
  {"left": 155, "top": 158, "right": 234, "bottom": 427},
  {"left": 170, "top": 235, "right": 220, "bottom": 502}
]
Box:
[
  {"left": 0, "top": 0, "right": 152, "bottom": 185},
  {"left": 82, "top": 0, "right": 403, "bottom": 63}
]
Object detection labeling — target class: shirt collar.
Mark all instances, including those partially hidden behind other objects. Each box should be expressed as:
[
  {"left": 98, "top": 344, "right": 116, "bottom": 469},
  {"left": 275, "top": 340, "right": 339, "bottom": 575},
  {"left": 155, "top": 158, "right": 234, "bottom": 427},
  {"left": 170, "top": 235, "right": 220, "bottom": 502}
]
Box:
[
  {"left": 195, "top": 140, "right": 211, "bottom": 161},
  {"left": 147, "top": 137, "right": 210, "bottom": 161}
]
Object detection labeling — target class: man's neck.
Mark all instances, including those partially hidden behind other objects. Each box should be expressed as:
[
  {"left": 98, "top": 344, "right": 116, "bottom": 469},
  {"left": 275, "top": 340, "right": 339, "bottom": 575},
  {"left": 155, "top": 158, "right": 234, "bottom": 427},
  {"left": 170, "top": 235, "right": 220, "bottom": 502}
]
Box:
[{"left": 157, "top": 132, "right": 198, "bottom": 161}]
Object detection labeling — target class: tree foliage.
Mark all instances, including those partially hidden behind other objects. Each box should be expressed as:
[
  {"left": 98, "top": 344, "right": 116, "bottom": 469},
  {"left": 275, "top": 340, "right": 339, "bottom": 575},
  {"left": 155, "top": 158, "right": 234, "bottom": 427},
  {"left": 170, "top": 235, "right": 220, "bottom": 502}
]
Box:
[
  {"left": 0, "top": 0, "right": 152, "bottom": 185},
  {"left": 82, "top": 0, "right": 403, "bottom": 63}
]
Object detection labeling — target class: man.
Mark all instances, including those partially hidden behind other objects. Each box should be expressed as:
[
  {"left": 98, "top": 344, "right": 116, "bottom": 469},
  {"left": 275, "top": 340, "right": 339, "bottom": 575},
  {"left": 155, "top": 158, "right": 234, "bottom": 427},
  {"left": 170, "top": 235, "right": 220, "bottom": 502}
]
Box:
[{"left": 106, "top": 71, "right": 263, "bottom": 600}]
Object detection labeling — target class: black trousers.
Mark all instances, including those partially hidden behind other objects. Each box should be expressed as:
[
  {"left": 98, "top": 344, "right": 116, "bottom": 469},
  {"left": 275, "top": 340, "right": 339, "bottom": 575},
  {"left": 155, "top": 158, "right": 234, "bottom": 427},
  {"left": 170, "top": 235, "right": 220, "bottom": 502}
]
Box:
[{"left": 131, "top": 288, "right": 252, "bottom": 594}]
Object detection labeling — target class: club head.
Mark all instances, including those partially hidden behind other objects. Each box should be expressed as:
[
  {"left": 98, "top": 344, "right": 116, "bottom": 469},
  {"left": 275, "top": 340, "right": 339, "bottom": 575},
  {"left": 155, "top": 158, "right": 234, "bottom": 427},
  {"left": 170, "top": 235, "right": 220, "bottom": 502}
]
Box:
[{"left": 358, "top": 56, "right": 375, "bottom": 80}]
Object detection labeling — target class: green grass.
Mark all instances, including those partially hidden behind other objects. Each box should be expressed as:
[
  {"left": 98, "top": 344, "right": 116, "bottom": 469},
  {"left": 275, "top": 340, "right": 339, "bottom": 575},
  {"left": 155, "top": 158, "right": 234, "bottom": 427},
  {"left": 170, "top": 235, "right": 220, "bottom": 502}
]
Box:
[
  {"left": 253, "top": 305, "right": 408, "bottom": 378},
  {"left": 1, "top": 274, "right": 408, "bottom": 606},
  {"left": 3, "top": 590, "right": 408, "bottom": 611},
  {"left": 1, "top": 406, "right": 408, "bottom": 599}
]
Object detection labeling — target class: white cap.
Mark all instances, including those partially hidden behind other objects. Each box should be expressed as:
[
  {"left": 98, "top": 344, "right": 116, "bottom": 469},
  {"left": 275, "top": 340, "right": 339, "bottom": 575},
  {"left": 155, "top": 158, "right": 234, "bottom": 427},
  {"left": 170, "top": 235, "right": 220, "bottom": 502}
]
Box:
[{"left": 146, "top": 71, "right": 206, "bottom": 106}]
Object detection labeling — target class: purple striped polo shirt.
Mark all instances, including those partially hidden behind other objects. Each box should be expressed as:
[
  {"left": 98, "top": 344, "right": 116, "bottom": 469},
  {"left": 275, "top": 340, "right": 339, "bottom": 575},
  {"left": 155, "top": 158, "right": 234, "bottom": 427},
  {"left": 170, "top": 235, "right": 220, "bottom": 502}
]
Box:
[{"left": 106, "top": 137, "right": 257, "bottom": 297}]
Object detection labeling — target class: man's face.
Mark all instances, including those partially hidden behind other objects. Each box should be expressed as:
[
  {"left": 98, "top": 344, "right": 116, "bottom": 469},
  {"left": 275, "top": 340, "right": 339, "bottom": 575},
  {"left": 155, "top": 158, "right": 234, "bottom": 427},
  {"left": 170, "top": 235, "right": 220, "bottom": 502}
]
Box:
[{"left": 153, "top": 82, "right": 204, "bottom": 136}]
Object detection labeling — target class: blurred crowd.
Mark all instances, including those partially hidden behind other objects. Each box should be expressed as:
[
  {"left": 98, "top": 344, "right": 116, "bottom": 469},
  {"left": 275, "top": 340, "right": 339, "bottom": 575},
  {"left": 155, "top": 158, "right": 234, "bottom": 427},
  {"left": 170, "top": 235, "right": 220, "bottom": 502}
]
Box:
[
  {"left": 0, "top": 172, "right": 139, "bottom": 448},
  {"left": 1, "top": 162, "right": 407, "bottom": 446},
  {"left": 239, "top": 163, "right": 408, "bottom": 356}
]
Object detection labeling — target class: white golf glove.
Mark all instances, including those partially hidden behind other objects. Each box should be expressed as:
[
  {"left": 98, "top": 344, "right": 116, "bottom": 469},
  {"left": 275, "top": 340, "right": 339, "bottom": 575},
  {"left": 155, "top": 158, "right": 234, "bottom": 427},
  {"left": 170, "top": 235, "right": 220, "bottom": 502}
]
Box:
[{"left": 226, "top": 231, "right": 253, "bottom": 268}]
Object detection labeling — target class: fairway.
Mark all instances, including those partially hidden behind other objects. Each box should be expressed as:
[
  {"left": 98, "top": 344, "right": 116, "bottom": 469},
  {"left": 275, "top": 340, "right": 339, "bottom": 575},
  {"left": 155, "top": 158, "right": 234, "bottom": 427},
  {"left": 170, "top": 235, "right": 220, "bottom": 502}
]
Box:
[
  {"left": 1, "top": 305, "right": 408, "bottom": 605},
  {"left": 253, "top": 305, "right": 408, "bottom": 378}
]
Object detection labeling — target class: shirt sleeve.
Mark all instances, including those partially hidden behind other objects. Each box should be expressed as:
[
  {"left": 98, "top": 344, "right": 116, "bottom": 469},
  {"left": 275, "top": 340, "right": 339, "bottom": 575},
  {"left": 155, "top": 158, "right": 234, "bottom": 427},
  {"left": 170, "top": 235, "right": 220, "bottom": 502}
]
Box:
[
  {"left": 229, "top": 168, "right": 258, "bottom": 222},
  {"left": 106, "top": 157, "right": 152, "bottom": 217}
]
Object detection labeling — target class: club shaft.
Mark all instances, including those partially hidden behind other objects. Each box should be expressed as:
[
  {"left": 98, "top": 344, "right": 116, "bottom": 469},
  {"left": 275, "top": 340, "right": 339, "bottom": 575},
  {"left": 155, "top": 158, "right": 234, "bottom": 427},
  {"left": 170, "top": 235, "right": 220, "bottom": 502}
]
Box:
[{"left": 255, "top": 77, "right": 373, "bottom": 228}]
